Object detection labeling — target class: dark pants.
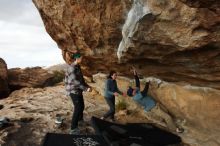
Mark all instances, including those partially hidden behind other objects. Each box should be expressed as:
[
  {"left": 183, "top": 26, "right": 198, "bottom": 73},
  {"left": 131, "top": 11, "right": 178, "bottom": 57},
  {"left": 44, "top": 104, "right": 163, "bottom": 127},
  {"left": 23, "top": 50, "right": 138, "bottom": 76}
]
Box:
[
  {"left": 134, "top": 75, "right": 149, "bottom": 97},
  {"left": 70, "top": 93, "right": 84, "bottom": 129},
  {"left": 103, "top": 96, "right": 115, "bottom": 120}
]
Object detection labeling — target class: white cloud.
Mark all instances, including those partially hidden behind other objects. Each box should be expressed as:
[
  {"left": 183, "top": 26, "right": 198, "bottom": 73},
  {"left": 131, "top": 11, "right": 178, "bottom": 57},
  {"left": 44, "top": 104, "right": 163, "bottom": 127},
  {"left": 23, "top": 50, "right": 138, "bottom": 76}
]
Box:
[
  {"left": 0, "top": 0, "right": 64, "bottom": 68},
  {"left": 0, "top": 0, "right": 43, "bottom": 26}
]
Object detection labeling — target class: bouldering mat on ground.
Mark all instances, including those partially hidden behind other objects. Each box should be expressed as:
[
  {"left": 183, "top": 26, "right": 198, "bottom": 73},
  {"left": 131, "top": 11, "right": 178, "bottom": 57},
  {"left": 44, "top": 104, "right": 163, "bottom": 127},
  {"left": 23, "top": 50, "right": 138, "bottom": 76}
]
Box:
[
  {"left": 91, "top": 116, "right": 182, "bottom": 146},
  {"left": 41, "top": 133, "right": 108, "bottom": 146}
]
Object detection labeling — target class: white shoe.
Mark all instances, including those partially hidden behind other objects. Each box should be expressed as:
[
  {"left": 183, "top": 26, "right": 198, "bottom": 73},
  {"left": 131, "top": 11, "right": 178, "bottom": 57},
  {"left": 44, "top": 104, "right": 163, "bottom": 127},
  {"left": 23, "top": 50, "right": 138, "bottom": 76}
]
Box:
[
  {"left": 55, "top": 117, "right": 64, "bottom": 124},
  {"left": 69, "top": 128, "right": 80, "bottom": 135}
]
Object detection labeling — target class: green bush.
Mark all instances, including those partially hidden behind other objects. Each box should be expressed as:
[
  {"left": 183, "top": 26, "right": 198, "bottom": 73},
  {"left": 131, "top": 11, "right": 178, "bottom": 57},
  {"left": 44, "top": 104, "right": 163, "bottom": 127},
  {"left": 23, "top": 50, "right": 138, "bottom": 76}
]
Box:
[{"left": 116, "top": 99, "right": 127, "bottom": 111}]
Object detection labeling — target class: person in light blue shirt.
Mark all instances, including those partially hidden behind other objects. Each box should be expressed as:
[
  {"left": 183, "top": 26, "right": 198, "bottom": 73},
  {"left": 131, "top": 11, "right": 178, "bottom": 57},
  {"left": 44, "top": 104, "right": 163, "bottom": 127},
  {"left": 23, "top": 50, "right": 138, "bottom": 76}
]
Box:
[{"left": 127, "top": 69, "right": 156, "bottom": 112}]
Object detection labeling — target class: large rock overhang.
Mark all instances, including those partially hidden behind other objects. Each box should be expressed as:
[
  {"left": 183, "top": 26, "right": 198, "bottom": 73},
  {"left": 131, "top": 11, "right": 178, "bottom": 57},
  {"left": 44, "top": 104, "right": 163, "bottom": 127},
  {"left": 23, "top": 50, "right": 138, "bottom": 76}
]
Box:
[{"left": 33, "top": 0, "right": 220, "bottom": 89}]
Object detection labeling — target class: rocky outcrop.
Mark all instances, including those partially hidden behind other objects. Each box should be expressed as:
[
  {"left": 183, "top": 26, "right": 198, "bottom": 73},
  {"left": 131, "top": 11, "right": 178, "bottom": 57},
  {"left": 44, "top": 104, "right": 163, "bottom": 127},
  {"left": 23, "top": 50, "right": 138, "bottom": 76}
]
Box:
[
  {"left": 33, "top": 0, "right": 220, "bottom": 89},
  {"left": 33, "top": 0, "right": 132, "bottom": 77},
  {"left": 92, "top": 73, "right": 220, "bottom": 146},
  {"left": 1, "top": 72, "right": 220, "bottom": 146},
  {"left": 46, "top": 63, "right": 68, "bottom": 73},
  {"left": 32, "top": 0, "right": 220, "bottom": 145},
  {"left": 179, "top": 0, "right": 220, "bottom": 9},
  {"left": 150, "top": 80, "right": 220, "bottom": 146},
  {"left": 0, "top": 84, "right": 151, "bottom": 146},
  {"left": 0, "top": 86, "right": 81, "bottom": 146},
  {"left": 33, "top": 0, "right": 131, "bottom": 59},
  {"left": 8, "top": 67, "right": 54, "bottom": 91},
  {"left": 0, "top": 58, "right": 9, "bottom": 98},
  {"left": 117, "top": 0, "right": 220, "bottom": 89}
]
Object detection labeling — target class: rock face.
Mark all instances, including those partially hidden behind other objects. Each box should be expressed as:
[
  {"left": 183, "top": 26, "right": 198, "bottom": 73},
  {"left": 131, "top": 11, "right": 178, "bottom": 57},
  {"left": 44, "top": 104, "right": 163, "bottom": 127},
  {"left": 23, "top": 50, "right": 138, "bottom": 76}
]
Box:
[
  {"left": 150, "top": 80, "right": 220, "bottom": 146},
  {"left": 33, "top": 0, "right": 132, "bottom": 77},
  {"left": 8, "top": 67, "right": 54, "bottom": 91},
  {"left": 117, "top": 0, "right": 220, "bottom": 89},
  {"left": 0, "top": 85, "right": 152, "bottom": 146},
  {"left": 32, "top": 0, "right": 220, "bottom": 145},
  {"left": 92, "top": 74, "right": 220, "bottom": 146},
  {"left": 0, "top": 58, "right": 9, "bottom": 98},
  {"left": 33, "top": 0, "right": 220, "bottom": 89},
  {"left": 179, "top": 0, "right": 220, "bottom": 9},
  {"left": 0, "top": 86, "right": 85, "bottom": 146}
]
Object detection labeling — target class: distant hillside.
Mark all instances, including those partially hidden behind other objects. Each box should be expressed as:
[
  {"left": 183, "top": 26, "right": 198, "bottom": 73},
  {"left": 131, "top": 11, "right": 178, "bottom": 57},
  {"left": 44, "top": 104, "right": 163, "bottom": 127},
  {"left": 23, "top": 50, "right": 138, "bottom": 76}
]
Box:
[{"left": 45, "top": 63, "right": 68, "bottom": 73}]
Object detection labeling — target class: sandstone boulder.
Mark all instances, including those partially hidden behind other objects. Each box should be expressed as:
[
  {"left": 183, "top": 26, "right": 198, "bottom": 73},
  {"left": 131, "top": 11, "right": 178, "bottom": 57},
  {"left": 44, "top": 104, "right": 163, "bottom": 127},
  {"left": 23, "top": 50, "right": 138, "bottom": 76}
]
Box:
[
  {"left": 0, "top": 85, "right": 147, "bottom": 146},
  {"left": 8, "top": 67, "right": 54, "bottom": 91},
  {"left": 179, "top": 0, "right": 220, "bottom": 9},
  {"left": 0, "top": 58, "right": 9, "bottom": 98},
  {"left": 33, "top": 0, "right": 220, "bottom": 89},
  {"left": 92, "top": 73, "right": 220, "bottom": 146}
]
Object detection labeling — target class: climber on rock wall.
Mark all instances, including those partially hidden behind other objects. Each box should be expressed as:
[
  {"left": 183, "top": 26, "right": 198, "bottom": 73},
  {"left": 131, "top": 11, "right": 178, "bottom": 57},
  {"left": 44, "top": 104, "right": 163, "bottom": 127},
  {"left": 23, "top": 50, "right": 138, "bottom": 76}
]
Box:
[{"left": 126, "top": 68, "right": 184, "bottom": 133}]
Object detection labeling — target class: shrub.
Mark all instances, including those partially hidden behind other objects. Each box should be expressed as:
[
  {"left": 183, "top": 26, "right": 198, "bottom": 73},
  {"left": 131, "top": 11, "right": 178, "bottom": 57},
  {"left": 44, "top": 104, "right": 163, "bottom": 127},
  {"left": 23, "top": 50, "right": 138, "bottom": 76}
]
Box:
[{"left": 116, "top": 99, "right": 127, "bottom": 111}]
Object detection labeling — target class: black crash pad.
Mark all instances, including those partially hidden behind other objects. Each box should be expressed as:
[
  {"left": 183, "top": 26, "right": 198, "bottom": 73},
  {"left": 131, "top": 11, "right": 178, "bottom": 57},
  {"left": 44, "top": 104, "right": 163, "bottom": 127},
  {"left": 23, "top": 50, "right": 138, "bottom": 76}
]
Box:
[
  {"left": 41, "top": 133, "right": 108, "bottom": 146},
  {"left": 91, "top": 116, "right": 182, "bottom": 146}
]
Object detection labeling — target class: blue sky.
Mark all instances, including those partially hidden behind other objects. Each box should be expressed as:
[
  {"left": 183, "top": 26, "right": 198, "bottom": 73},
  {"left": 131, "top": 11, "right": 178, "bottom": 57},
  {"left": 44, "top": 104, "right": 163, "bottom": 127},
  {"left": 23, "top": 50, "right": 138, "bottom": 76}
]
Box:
[{"left": 0, "top": 0, "right": 64, "bottom": 68}]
